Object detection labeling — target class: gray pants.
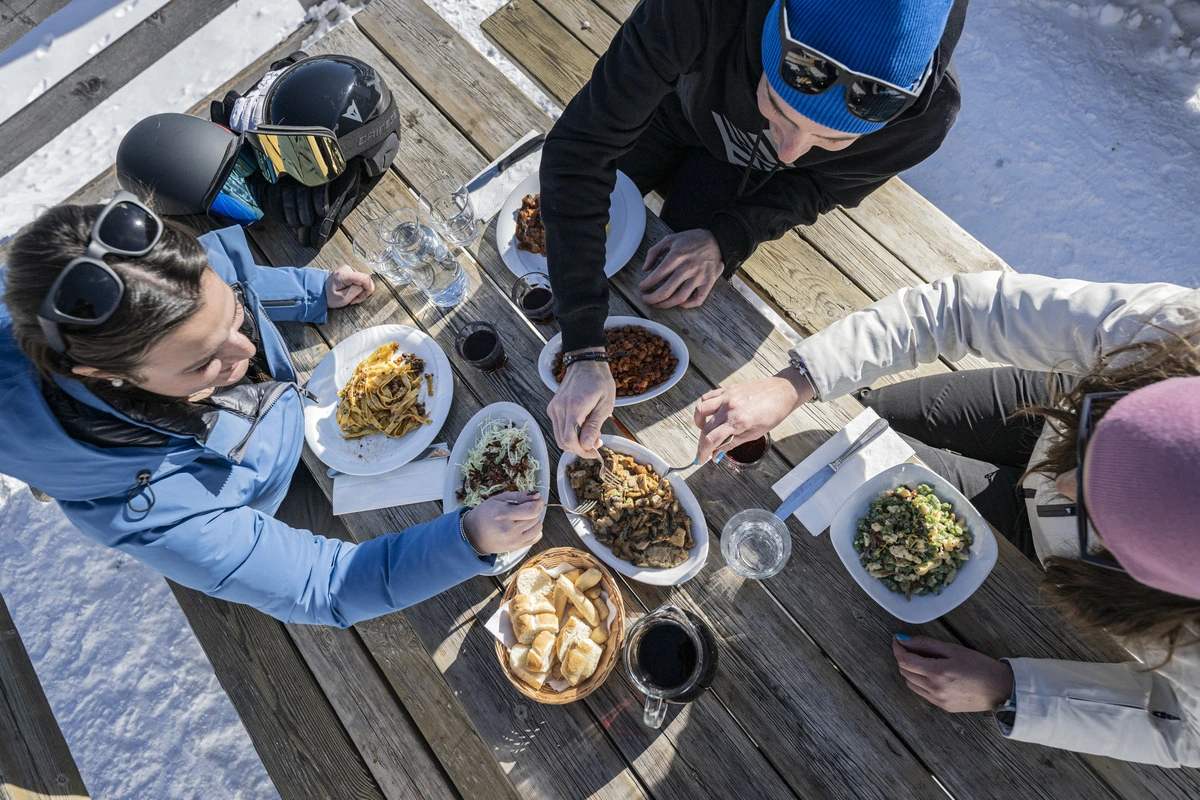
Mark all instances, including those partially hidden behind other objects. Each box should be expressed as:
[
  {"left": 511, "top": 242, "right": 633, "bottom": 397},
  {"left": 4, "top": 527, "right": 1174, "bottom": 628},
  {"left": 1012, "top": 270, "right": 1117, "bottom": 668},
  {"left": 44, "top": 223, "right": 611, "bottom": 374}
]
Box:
[{"left": 854, "top": 367, "right": 1073, "bottom": 561}]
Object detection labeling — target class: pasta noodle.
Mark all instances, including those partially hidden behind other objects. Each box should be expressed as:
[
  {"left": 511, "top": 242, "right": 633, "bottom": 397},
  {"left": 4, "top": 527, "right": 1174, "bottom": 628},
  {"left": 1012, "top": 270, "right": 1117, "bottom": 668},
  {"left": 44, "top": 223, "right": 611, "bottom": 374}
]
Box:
[{"left": 336, "top": 342, "right": 432, "bottom": 439}]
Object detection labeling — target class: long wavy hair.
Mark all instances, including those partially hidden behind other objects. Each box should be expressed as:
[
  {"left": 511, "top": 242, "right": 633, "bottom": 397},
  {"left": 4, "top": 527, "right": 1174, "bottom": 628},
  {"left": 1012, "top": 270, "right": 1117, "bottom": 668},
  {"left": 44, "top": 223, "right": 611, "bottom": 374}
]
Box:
[{"left": 1023, "top": 323, "right": 1200, "bottom": 665}]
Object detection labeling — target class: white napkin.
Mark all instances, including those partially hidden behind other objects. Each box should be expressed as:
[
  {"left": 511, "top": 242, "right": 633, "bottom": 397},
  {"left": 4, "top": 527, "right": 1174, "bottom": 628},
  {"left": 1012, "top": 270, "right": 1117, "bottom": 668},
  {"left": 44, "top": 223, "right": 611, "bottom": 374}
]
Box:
[
  {"left": 484, "top": 563, "right": 618, "bottom": 693},
  {"left": 771, "top": 408, "right": 914, "bottom": 536},
  {"left": 332, "top": 454, "right": 448, "bottom": 516},
  {"left": 468, "top": 130, "right": 543, "bottom": 220}
]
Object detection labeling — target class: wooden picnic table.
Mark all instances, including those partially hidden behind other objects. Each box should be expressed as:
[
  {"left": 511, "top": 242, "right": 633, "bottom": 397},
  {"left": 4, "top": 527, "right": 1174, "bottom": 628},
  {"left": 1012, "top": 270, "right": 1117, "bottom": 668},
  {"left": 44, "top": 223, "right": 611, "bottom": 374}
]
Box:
[{"left": 16, "top": 1, "right": 1200, "bottom": 798}]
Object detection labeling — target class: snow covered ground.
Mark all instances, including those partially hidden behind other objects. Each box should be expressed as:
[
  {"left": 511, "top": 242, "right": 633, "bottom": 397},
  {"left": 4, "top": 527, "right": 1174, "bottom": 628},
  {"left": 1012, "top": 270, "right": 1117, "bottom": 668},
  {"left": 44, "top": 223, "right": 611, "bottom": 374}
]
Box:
[{"left": 0, "top": 0, "right": 1196, "bottom": 798}]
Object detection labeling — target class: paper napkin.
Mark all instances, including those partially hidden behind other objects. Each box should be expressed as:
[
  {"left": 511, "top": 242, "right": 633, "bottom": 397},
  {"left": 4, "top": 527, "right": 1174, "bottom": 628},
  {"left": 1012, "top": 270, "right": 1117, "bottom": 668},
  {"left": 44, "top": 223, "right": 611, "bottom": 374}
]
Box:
[
  {"left": 331, "top": 454, "right": 448, "bottom": 516},
  {"left": 467, "top": 130, "right": 543, "bottom": 220},
  {"left": 771, "top": 408, "right": 914, "bottom": 536}
]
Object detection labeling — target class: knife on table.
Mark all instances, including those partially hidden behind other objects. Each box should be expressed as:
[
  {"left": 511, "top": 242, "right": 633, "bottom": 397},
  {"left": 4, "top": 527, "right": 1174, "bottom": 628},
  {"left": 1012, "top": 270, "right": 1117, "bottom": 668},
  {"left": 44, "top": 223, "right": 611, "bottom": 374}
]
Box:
[
  {"left": 774, "top": 419, "right": 890, "bottom": 521},
  {"left": 466, "top": 133, "right": 546, "bottom": 194}
]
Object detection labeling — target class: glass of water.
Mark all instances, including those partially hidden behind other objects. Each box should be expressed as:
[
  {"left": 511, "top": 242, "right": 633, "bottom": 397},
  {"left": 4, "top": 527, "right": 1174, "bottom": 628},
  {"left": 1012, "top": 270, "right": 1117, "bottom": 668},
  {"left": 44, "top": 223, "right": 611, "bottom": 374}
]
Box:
[
  {"left": 418, "top": 177, "right": 483, "bottom": 248},
  {"left": 381, "top": 208, "right": 470, "bottom": 308},
  {"left": 352, "top": 216, "right": 411, "bottom": 285},
  {"left": 721, "top": 509, "right": 791, "bottom": 579}
]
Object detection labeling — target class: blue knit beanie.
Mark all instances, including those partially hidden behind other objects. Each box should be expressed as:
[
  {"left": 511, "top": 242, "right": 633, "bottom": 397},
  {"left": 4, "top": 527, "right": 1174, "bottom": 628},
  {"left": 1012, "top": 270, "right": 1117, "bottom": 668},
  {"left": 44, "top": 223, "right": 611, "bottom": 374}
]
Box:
[{"left": 762, "top": 0, "right": 954, "bottom": 135}]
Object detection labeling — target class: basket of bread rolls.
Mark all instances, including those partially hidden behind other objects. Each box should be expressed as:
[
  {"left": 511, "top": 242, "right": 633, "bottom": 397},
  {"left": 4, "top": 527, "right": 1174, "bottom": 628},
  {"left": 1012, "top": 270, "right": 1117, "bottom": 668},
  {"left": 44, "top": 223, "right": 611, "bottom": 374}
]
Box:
[{"left": 495, "top": 547, "right": 626, "bottom": 704}]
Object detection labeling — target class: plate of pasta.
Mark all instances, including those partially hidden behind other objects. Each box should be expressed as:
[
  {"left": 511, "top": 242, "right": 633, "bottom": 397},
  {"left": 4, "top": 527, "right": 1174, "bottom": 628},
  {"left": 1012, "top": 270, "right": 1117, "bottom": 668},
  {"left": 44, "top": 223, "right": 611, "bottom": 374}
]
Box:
[{"left": 304, "top": 325, "right": 453, "bottom": 476}]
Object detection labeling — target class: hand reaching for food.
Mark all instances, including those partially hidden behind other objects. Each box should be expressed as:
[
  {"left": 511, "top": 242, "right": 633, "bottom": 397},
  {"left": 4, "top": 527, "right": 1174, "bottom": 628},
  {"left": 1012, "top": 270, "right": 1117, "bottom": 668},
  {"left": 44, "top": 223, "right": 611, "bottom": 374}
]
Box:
[
  {"left": 639, "top": 229, "right": 724, "bottom": 309},
  {"left": 463, "top": 491, "right": 545, "bottom": 554},
  {"left": 549, "top": 358, "right": 615, "bottom": 459},
  {"left": 892, "top": 635, "right": 1014, "bottom": 713}
]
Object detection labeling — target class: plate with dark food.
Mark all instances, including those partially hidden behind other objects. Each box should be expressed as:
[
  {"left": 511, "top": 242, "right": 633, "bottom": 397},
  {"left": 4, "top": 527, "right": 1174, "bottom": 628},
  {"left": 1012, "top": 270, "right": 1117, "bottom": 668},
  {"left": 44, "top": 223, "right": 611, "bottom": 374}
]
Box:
[
  {"left": 496, "top": 170, "right": 646, "bottom": 279},
  {"left": 556, "top": 437, "right": 708, "bottom": 585},
  {"left": 537, "top": 317, "right": 689, "bottom": 406},
  {"left": 443, "top": 402, "right": 551, "bottom": 575}
]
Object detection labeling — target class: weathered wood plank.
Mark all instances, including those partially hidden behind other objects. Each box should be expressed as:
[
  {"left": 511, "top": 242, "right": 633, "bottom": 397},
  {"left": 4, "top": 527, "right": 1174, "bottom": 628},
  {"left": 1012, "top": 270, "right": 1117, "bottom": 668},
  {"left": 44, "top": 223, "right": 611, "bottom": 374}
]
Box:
[
  {"left": 0, "top": 592, "right": 89, "bottom": 799},
  {"left": 169, "top": 581, "right": 385, "bottom": 800},
  {"left": 533, "top": 0, "right": 620, "bottom": 58},
  {"left": 355, "top": 0, "right": 545, "bottom": 161},
  {"left": 0, "top": 0, "right": 71, "bottom": 53},
  {"left": 0, "top": 0, "right": 240, "bottom": 179},
  {"left": 286, "top": 621, "right": 459, "bottom": 800}
]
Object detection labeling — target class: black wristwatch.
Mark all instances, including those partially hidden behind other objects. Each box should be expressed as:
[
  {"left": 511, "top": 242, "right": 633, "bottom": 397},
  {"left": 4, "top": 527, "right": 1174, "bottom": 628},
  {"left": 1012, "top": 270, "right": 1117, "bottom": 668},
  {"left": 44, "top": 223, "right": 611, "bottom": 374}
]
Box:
[{"left": 560, "top": 351, "right": 616, "bottom": 369}]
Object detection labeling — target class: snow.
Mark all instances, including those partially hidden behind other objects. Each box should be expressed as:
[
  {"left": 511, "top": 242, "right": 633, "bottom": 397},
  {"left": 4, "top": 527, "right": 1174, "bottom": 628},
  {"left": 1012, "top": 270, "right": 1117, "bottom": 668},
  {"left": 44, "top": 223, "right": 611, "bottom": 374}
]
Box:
[{"left": 0, "top": 0, "right": 1196, "bottom": 797}]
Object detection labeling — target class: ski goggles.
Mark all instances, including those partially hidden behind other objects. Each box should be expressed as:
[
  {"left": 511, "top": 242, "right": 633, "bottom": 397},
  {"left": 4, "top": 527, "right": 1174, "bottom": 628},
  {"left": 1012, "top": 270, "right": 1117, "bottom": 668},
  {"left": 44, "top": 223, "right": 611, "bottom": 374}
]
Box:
[
  {"left": 776, "top": 3, "right": 934, "bottom": 124},
  {"left": 243, "top": 102, "right": 399, "bottom": 187},
  {"left": 38, "top": 191, "right": 163, "bottom": 354}
]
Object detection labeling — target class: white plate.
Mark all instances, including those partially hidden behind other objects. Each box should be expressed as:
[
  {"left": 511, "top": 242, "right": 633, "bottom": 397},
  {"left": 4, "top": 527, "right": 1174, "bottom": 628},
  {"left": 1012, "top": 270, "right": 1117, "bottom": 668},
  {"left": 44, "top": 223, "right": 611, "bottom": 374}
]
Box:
[
  {"left": 556, "top": 436, "right": 708, "bottom": 585},
  {"left": 537, "top": 316, "right": 689, "bottom": 407},
  {"left": 304, "top": 325, "right": 453, "bottom": 476},
  {"left": 495, "top": 170, "right": 646, "bottom": 279},
  {"left": 442, "top": 402, "right": 550, "bottom": 576},
  {"left": 829, "top": 463, "right": 998, "bottom": 624}
]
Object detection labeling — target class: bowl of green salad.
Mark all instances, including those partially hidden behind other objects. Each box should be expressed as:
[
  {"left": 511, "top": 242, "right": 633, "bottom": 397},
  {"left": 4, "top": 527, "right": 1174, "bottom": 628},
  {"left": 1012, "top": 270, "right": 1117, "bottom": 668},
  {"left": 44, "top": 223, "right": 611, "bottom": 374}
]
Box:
[{"left": 829, "top": 463, "right": 997, "bottom": 623}]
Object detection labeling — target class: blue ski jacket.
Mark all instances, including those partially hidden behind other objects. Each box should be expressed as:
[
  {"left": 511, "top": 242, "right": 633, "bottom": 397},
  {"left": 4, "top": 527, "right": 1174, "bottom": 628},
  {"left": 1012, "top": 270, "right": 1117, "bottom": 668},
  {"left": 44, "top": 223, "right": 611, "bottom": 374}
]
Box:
[{"left": 0, "top": 226, "right": 489, "bottom": 627}]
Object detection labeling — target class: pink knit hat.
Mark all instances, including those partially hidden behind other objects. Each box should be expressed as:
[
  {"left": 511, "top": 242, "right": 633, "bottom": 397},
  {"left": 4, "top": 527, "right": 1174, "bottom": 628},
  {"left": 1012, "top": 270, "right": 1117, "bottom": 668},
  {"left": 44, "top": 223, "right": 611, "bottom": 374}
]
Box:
[{"left": 1085, "top": 376, "right": 1200, "bottom": 600}]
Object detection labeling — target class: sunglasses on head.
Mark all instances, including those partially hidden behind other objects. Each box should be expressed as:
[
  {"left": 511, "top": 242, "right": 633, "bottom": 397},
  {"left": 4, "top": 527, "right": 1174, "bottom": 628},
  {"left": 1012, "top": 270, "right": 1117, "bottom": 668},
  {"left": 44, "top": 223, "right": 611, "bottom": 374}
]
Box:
[
  {"left": 776, "top": 2, "right": 934, "bottom": 124},
  {"left": 37, "top": 191, "right": 164, "bottom": 354},
  {"left": 1075, "top": 391, "right": 1130, "bottom": 573}
]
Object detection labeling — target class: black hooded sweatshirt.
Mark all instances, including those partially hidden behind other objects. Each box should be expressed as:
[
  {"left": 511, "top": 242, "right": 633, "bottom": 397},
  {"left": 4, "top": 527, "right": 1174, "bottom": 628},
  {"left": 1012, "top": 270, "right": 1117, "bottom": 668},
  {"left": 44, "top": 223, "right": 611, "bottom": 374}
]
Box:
[{"left": 540, "top": 0, "right": 968, "bottom": 351}]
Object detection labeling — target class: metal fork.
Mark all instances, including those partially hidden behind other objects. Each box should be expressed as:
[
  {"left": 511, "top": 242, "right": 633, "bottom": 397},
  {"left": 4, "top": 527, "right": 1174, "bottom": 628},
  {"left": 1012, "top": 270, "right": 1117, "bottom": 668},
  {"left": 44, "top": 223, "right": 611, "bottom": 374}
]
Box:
[
  {"left": 502, "top": 498, "right": 598, "bottom": 516},
  {"left": 660, "top": 434, "right": 735, "bottom": 480}
]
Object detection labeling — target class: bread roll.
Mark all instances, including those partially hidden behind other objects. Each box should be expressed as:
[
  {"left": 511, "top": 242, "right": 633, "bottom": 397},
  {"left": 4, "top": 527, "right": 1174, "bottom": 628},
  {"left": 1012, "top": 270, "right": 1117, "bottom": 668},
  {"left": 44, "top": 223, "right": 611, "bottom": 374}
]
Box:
[
  {"left": 511, "top": 593, "right": 555, "bottom": 618},
  {"left": 590, "top": 626, "right": 609, "bottom": 644},
  {"left": 563, "top": 569, "right": 582, "bottom": 584},
  {"left": 513, "top": 612, "right": 559, "bottom": 645},
  {"left": 556, "top": 616, "right": 592, "bottom": 660},
  {"left": 584, "top": 586, "right": 602, "bottom": 600},
  {"left": 512, "top": 662, "right": 549, "bottom": 689},
  {"left": 575, "top": 568, "right": 602, "bottom": 592},
  {"left": 526, "top": 630, "right": 555, "bottom": 672},
  {"left": 563, "top": 638, "right": 603, "bottom": 686},
  {"left": 515, "top": 567, "right": 554, "bottom": 599},
  {"left": 552, "top": 583, "right": 568, "bottom": 619},
  {"left": 555, "top": 576, "right": 598, "bottom": 626},
  {"left": 509, "top": 643, "right": 530, "bottom": 672}
]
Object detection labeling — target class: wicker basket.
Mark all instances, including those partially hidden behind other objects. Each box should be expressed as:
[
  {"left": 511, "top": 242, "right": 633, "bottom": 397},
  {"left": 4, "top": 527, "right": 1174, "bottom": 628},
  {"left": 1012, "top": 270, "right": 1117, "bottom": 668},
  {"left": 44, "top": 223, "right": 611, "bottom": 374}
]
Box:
[{"left": 495, "top": 547, "right": 627, "bottom": 704}]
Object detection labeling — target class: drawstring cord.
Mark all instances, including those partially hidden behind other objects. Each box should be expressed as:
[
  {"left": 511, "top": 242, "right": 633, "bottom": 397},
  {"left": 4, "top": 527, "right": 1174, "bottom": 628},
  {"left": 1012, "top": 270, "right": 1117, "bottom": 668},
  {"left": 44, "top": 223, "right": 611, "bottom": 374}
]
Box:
[
  {"left": 126, "top": 470, "right": 156, "bottom": 514},
  {"left": 735, "top": 129, "right": 783, "bottom": 198}
]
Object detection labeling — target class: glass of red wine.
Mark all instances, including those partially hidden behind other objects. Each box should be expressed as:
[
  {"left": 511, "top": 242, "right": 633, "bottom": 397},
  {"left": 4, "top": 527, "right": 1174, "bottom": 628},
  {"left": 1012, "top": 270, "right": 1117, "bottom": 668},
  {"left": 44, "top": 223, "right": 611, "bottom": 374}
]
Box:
[
  {"left": 622, "top": 605, "right": 718, "bottom": 728},
  {"left": 718, "top": 433, "right": 772, "bottom": 473},
  {"left": 510, "top": 271, "right": 555, "bottom": 323},
  {"left": 454, "top": 321, "right": 508, "bottom": 373}
]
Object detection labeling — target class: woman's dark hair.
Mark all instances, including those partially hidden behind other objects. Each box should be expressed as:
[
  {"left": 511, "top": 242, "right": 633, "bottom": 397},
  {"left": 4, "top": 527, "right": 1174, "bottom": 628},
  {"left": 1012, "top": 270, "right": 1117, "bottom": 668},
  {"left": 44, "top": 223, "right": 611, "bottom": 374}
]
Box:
[
  {"left": 1022, "top": 324, "right": 1200, "bottom": 665},
  {"left": 3, "top": 203, "right": 209, "bottom": 387}
]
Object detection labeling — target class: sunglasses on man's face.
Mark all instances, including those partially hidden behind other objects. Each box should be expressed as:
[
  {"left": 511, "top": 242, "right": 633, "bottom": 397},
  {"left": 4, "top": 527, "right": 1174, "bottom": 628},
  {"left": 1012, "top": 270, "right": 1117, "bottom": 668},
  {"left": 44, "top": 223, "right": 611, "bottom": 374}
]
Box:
[
  {"left": 37, "top": 191, "right": 164, "bottom": 354},
  {"left": 1075, "top": 391, "right": 1130, "bottom": 572},
  {"left": 776, "top": 3, "right": 934, "bottom": 124}
]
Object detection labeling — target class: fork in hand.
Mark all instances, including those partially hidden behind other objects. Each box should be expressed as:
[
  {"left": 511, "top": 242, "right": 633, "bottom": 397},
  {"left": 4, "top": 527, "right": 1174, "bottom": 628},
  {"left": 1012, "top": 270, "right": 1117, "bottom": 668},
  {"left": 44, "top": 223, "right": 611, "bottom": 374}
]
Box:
[{"left": 502, "top": 497, "right": 598, "bottom": 516}]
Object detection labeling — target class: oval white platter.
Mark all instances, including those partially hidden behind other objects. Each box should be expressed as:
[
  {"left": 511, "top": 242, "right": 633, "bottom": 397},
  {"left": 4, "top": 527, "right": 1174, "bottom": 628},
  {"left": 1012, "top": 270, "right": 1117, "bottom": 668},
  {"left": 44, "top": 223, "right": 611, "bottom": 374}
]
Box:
[
  {"left": 304, "top": 325, "right": 453, "bottom": 476},
  {"left": 442, "top": 402, "right": 551, "bottom": 576},
  {"left": 495, "top": 169, "right": 646, "bottom": 279},
  {"left": 556, "top": 435, "right": 708, "bottom": 586},
  {"left": 537, "top": 316, "right": 689, "bottom": 407}
]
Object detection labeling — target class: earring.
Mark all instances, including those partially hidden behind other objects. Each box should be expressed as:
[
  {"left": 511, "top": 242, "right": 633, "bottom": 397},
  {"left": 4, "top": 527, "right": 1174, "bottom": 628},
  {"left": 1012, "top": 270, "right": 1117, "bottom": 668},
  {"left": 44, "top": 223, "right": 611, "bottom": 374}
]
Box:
[{"left": 111, "top": 379, "right": 124, "bottom": 388}]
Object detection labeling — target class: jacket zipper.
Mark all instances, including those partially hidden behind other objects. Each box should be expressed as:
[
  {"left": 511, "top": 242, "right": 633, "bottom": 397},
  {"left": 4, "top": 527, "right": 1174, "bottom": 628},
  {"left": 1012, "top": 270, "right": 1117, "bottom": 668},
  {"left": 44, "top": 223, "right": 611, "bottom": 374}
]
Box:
[
  {"left": 228, "top": 382, "right": 293, "bottom": 463},
  {"left": 1065, "top": 696, "right": 1180, "bottom": 720},
  {"left": 259, "top": 298, "right": 298, "bottom": 307},
  {"left": 1036, "top": 503, "right": 1077, "bottom": 518}
]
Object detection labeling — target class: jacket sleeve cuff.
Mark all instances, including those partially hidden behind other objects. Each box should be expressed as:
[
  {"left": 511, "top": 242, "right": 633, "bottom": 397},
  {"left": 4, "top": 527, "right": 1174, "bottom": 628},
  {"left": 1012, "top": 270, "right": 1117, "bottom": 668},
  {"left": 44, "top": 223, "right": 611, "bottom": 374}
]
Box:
[
  {"left": 708, "top": 214, "right": 753, "bottom": 279},
  {"left": 559, "top": 307, "right": 610, "bottom": 352}
]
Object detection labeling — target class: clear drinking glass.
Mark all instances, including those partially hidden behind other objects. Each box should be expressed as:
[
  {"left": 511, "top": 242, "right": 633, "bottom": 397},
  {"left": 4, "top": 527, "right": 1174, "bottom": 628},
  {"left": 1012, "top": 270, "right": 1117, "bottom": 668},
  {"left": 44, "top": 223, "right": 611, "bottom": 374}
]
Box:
[
  {"left": 352, "top": 216, "right": 412, "bottom": 285},
  {"left": 721, "top": 508, "right": 792, "bottom": 579},
  {"left": 454, "top": 321, "right": 508, "bottom": 373},
  {"left": 418, "top": 176, "right": 483, "bottom": 248},
  {"left": 719, "top": 433, "right": 772, "bottom": 473},
  {"left": 381, "top": 208, "right": 470, "bottom": 307},
  {"left": 622, "top": 605, "right": 718, "bottom": 728},
  {"left": 510, "top": 271, "right": 555, "bottom": 323}
]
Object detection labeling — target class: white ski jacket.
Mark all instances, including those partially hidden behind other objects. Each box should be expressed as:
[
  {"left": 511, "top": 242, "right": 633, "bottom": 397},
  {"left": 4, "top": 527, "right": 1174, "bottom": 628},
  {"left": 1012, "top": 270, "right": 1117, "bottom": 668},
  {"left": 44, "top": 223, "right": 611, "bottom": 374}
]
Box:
[{"left": 791, "top": 270, "right": 1200, "bottom": 767}]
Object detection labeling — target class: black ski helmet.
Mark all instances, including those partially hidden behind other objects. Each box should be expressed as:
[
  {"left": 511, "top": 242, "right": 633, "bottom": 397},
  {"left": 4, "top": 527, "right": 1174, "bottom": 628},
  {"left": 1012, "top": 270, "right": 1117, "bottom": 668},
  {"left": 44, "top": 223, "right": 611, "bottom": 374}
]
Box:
[
  {"left": 261, "top": 54, "right": 400, "bottom": 179},
  {"left": 115, "top": 114, "right": 241, "bottom": 216}
]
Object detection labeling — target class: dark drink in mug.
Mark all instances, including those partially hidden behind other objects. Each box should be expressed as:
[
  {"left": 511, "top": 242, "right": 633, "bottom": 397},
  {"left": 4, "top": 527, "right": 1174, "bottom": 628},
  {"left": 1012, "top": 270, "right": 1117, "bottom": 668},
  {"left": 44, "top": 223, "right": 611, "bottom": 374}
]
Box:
[{"left": 624, "top": 605, "right": 718, "bottom": 726}]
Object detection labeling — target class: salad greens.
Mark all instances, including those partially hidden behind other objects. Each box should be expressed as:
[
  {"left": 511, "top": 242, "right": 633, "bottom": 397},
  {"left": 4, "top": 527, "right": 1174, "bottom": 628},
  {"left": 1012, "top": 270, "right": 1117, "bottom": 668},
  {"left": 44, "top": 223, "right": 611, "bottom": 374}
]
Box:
[
  {"left": 853, "top": 484, "right": 973, "bottom": 600},
  {"left": 457, "top": 417, "right": 540, "bottom": 507}
]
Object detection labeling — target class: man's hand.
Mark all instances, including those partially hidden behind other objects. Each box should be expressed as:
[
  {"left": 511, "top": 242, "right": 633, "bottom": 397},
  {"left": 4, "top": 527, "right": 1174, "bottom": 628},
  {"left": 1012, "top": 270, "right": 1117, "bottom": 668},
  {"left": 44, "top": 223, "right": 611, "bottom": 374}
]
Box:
[
  {"left": 549, "top": 356, "right": 616, "bottom": 459},
  {"left": 463, "top": 491, "right": 545, "bottom": 554},
  {"left": 639, "top": 229, "right": 724, "bottom": 309},
  {"left": 892, "top": 636, "right": 1014, "bottom": 713},
  {"left": 325, "top": 265, "right": 375, "bottom": 308},
  {"left": 692, "top": 368, "right": 814, "bottom": 463}
]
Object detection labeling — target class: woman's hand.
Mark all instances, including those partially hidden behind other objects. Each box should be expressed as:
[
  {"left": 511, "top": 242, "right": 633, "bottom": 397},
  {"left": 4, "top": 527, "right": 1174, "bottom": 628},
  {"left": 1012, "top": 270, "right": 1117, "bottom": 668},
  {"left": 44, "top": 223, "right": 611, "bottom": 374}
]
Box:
[
  {"left": 326, "top": 265, "right": 375, "bottom": 308},
  {"left": 639, "top": 229, "right": 724, "bottom": 309},
  {"left": 892, "top": 635, "right": 1014, "bottom": 712},
  {"left": 693, "top": 368, "right": 815, "bottom": 463},
  {"left": 462, "top": 492, "right": 545, "bottom": 554}
]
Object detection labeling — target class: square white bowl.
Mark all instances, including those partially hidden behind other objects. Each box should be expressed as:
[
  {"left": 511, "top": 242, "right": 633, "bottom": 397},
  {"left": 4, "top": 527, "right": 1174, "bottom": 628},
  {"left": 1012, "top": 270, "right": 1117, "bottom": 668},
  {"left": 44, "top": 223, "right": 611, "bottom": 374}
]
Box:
[{"left": 829, "top": 463, "right": 998, "bottom": 624}]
